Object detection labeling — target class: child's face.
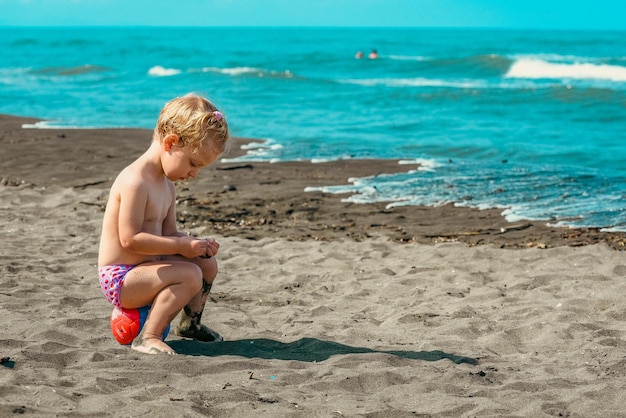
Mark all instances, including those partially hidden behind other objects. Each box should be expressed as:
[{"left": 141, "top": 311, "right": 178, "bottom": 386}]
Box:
[{"left": 162, "top": 135, "right": 220, "bottom": 181}]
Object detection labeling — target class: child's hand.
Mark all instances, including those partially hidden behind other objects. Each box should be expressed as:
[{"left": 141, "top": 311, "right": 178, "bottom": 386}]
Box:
[
  {"left": 201, "top": 238, "right": 220, "bottom": 258},
  {"left": 178, "top": 235, "right": 211, "bottom": 259}
]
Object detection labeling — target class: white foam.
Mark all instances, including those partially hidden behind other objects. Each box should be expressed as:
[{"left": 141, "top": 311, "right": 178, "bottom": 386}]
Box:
[
  {"left": 148, "top": 65, "right": 181, "bottom": 76},
  {"left": 387, "top": 55, "right": 430, "bottom": 61},
  {"left": 202, "top": 66, "right": 294, "bottom": 79},
  {"left": 22, "top": 121, "right": 97, "bottom": 129},
  {"left": 341, "top": 77, "right": 485, "bottom": 89},
  {"left": 209, "top": 66, "right": 261, "bottom": 76},
  {"left": 22, "top": 121, "right": 56, "bottom": 129},
  {"left": 398, "top": 158, "right": 443, "bottom": 172},
  {"left": 220, "top": 139, "right": 285, "bottom": 163},
  {"left": 506, "top": 58, "right": 626, "bottom": 82},
  {"left": 240, "top": 140, "right": 282, "bottom": 150},
  {"left": 601, "top": 226, "right": 626, "bottom": 233}
]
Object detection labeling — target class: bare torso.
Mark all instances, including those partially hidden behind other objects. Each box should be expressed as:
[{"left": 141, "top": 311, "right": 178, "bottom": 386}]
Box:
[{"left": 98, "top": 157, "right": 176, "bottom": 267}]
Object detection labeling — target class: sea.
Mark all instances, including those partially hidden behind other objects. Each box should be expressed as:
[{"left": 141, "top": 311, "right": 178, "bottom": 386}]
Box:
[{"left": 1, "top": 27, "right": 625, "bottom": 231}]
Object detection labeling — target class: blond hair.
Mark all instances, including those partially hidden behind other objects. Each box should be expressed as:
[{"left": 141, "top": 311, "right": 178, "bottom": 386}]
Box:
[{"left": 154, "top": 93, "right": 229, "bottom": 154}]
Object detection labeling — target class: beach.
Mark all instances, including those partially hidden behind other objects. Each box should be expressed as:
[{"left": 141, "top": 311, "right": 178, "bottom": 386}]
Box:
[{"left": 1, "top": 114, "right": 626, "bottom": 417}]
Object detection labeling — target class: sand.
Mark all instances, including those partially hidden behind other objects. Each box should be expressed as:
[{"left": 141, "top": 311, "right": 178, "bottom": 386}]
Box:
[{"left": 1, "top": 114, "right": 625, "bottom": 417}]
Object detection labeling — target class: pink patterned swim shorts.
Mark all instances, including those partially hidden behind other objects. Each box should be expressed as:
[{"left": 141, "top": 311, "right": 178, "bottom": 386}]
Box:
[{"left": 98, "top": 264, "right": 135, "bottom": 308}]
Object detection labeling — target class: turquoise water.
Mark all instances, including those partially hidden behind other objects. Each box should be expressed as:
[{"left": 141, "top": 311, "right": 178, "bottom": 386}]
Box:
[{"left": 1, "top": 27, "right": 625, "bottom": 230}]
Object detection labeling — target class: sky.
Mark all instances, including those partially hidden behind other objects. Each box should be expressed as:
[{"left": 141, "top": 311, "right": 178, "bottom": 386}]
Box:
[{"left": 0, "top": 0, "right": 625, "bottom": 30}]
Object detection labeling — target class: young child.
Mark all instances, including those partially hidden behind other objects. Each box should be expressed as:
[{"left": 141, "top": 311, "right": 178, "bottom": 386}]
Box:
[{"left": 98, "top": 93, "right": 229, "bottom": 354}]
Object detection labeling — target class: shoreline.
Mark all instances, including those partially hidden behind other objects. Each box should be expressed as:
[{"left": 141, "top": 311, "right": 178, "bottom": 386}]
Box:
[{"left": 2, "top": 113, "right": 625, "bottom": 250}]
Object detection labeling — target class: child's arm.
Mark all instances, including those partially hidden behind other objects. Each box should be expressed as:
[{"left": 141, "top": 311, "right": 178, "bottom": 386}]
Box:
[
  {"left": 161, "top": 193, "right": 220, "bottom": 258},
  {"left": 117, "top": 181, "right": 207, "bottom": 259}
]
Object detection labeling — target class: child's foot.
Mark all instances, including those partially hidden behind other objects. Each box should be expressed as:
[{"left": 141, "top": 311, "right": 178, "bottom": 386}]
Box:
[
  {"left": 131, "top": 336, "right": 176, "bottom": 355},
  {"left": 175, "top": 307, "right": 224, "bottom": 342},
  {"left": 175, "top": 323, "right": 223, "bottom": 342}
]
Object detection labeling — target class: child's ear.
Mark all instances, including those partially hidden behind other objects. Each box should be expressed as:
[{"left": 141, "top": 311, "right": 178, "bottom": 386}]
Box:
[{"left": 163, "top": 134, "right": 181, "bottom": 152}]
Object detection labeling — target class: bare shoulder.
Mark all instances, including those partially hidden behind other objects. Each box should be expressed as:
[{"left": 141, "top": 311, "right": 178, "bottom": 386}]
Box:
[
  {"left": 111, "top": 158, "right": 174, "bottom": 207},
  {"left": 112, "top": 163, "right": 147, "bottom": 195}
]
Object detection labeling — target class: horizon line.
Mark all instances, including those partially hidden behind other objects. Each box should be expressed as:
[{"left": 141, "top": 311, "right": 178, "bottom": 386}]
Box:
[{"left": 1, "top": 25, "right": 624, "bottom": 32}]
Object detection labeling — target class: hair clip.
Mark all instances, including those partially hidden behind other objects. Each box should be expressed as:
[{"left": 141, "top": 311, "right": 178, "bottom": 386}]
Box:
[{"left": 213, "top": 111, "right": 223, "bottom": 121}]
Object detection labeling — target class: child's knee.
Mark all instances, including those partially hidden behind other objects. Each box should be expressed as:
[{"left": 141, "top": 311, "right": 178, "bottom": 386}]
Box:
[
  {"left": 199, "top": 257, "right": 218, "bottom": 281},
  {"left": 182, "top": 263, "right": 204, "bottom": 293}
]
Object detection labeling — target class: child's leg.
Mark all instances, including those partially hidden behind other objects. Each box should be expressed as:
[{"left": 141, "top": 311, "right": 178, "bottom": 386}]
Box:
[
  {"left": 120, "top": 260, "right": 203, "bottom": 354},
  {"left": 167, "top": 255, "right": 223, "bottom": 342}
]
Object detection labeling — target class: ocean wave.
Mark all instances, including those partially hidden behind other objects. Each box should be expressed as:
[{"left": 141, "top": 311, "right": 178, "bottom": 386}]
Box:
[
  {"left": 353, "top": 56, "right": 626, "bottom": 89},
  {"left": 221, "top": 139, "right": 284, "bottom": 163},
  {"left": 340, "top": 77, "right": 486, "bottom": 89},
  {"left": 387, "top": 53, "right": 626, "bottom": 84},
  {"left": 308, "top": 161, "right": 626, "bottom": 231},
  {"left": 22, "top": 121, "right": 61, "bottom": 129},
  {"left": 200, "top": 66, "right": 295, "bottom": 79},
  {"left": 387, "top": 55, "right": 430, "bottom": 61},
  {"left": 311, "top": 156, "right": 355, "bottom": 163},
  {"left": 31, "top": 64, "right": 110, "bottom": 76},
  {"left": 423, "top": 54, "right": 513, "bottom": 77},
  {"left": 201, "top": 66, "right": 262, "bottom": 76},
  {"left": 514, "top": 53, "right": 599, "bottom": 64},
  {"left": 147, "top": 65, "right": 181, "bottom": 76},
  {"left": 514, "top": 53, "right": 626, "bottom": 67},
  {"left": 22, "top": 121, "right": 99, "bottom": 129},
  {"left": 399, "top": 158, "right": 443, "bottom": 172},
  {"left": 11, "top": 38, "right": 39, "bottom": 46},
  {"left": 505, "top": 58, "right": 626, "bottom": 82}
]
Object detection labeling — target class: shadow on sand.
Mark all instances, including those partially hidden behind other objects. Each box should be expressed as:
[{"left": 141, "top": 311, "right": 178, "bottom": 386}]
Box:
[{"left": 168, "top": 337, "right": 477, "bottom": 365}]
